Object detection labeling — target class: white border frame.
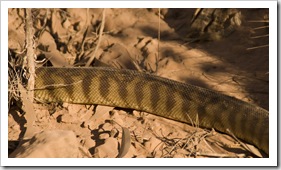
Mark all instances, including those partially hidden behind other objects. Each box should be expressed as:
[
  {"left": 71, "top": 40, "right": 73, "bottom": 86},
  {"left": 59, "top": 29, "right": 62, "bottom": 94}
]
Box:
[{"left": 1, "top": 1, "right": 277, "bottom": 166}]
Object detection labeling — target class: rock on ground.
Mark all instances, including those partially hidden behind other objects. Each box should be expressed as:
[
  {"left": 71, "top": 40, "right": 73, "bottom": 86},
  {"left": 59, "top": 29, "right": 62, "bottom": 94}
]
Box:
[{"left": 9, "top": 130, "right": 79, "bottom": 158}]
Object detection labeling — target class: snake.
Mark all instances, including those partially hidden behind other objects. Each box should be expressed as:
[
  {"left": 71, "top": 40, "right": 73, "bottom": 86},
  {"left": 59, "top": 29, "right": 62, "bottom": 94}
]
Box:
[{"left": 34, "top": 67, "right": 269, "bottom": 156}]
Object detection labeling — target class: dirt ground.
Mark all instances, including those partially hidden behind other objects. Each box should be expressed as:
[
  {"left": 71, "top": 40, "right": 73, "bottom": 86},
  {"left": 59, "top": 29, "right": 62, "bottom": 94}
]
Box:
[{"left": 8, "top": 8, "right": 269, "bottom": 158}]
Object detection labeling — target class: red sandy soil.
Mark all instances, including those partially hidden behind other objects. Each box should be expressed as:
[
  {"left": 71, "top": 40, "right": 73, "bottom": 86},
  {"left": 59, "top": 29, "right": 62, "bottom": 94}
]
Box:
[{"left": 8, "top": 8, "right": 268, "bottom": 158}]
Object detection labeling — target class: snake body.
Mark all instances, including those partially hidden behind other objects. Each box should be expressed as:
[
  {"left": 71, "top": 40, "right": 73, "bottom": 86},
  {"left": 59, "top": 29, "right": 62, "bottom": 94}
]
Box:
[{"left": 34, "top": 67, "right": 269, "bottom": 155}]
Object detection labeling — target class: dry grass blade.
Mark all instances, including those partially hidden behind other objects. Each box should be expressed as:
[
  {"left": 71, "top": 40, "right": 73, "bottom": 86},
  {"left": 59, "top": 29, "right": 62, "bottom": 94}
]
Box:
[
  {"left": 250, "top": 34, "right": 269, "bottom": 39},
  {"left": 201, "top": 135, "right": 216, "bottom": 153},
  {"left": 253, "top": 25, "right": 269, "bottom": 30},
  {"left": 86, "top": 8, "right": 106, "bottom": 66},
  {"left": 190, "top": 8, "right": 202, "bottom": 25},
  {"left": 117, "top": 127, "right": 131, "bottom": 158},
  {"left": 158, "top": 8, "right": 161, "bottom": 64},
  {"left": 246, "top": 44, "right": 269, "bottom": 50},
  {"left": 226, "top": 129, "right": 263, "bottom": 157},
  {"left": 8, "top": 64, "right": 21, "bottom": 107},
  {"left": 248, "top": 20, "right": 269, "bottom": 23}
]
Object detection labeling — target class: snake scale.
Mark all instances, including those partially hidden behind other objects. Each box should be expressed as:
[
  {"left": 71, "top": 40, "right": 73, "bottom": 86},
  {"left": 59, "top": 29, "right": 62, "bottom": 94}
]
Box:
[{"left": 34, "top": 67, "right": 269, "bottom": 156}]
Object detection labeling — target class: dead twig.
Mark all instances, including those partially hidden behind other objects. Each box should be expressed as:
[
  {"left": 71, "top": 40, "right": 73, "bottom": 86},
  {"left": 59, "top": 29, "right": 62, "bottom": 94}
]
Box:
[
  {"left": 22, "top": 8, "right": 36, "bottom": 140},
  {"left": 195, "top": 152, "right": 245, "bottom": 158}
]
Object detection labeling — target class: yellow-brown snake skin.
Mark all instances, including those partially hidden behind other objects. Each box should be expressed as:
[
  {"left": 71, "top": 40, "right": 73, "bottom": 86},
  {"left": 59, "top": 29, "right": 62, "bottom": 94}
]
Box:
[{"left": 34, "top": 67, "right": 269, "bottom": 155}]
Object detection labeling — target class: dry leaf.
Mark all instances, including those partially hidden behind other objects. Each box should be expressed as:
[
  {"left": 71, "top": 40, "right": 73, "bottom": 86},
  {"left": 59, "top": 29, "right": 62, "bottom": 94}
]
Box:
[{"left": 117, "top": 127, "right": 131, "bottom": 158}]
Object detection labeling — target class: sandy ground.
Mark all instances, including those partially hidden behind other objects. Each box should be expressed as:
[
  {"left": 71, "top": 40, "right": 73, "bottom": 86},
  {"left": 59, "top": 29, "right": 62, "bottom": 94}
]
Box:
[{"left": 8, "top": 8, "right": 269, "bottom": 158}]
